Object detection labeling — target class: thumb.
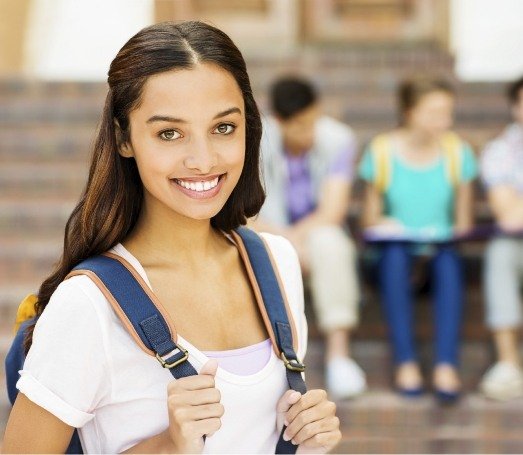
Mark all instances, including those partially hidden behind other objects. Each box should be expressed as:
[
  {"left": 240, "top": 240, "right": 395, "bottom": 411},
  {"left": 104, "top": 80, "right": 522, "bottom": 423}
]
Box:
[{"left": 199, "top": 359, "right": 218, "bottom": 377}]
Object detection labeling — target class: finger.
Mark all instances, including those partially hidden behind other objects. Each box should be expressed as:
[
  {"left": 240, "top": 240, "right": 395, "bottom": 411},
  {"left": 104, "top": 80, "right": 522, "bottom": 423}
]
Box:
[
  {"left": 298, "top": 430, "right": 342, "bottom": 452},
  {"left": 190, "top": 417, "right": 222, "bottom": 438},
  {"left": 168, "top": 375, "right": 215, "bottom": 393},
  {"left": 193, "top": 403, "right": 225, "bottom": 421},
  {"left": 199, "top": 359, "right": 219, "bottom": 377},
  {"left": 292, "top": 416, "right": 340, "bottom": 446},
  {"left": 176, "top": 402, "right": 224, "bottom": 422},
  {"left": 285, "top": 390, "right": 328, "bottom": 427},
  {"left": 276, "top": 390, "right": 302, "bottom": 415},
  {"left": 285, "top": 401, "right": 336, "bottom": 441},
  {"left": 183, "top": 387, "right": 221, "bottom": 406}
]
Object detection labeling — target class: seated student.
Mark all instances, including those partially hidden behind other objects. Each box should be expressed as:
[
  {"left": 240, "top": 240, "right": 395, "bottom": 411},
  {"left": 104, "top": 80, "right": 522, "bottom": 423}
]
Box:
[
  {"left": 358, "top": 77, "right": 477, "bottom": 402},
  {"left": 479, "top": 76, "right": 523, "bottom": 400},
  {"left": 251, "top": 77, "right": 366, "bottom": 399}
]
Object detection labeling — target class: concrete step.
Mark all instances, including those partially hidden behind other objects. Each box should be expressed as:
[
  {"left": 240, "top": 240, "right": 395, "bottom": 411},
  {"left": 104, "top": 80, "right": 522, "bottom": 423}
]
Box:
[
  {"left": 0, "top": 237, "right": 63, "bottom": 284},
  {"left": 0, "top": 97, "right": 104, "bottom": 125},
  {"left": 0, "top": 162, "right": 88, "bottom": 197},
  {"left": 0, "top": 125, "right": 94, "bottom": 162},
  {"left": 0, "top": 197, "right": 76, "bottom": 236}
]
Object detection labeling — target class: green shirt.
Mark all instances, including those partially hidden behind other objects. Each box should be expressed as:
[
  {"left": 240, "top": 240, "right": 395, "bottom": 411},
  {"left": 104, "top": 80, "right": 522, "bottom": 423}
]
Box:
[{"left": 359, "top": 140, "right": 478, "bottom": 241}]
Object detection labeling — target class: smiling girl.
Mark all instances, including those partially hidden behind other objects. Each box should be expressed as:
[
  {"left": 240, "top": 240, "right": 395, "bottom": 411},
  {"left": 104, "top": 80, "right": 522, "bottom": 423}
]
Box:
[{"left": 3, "top": 21, "right": 340, "bottom": 454}]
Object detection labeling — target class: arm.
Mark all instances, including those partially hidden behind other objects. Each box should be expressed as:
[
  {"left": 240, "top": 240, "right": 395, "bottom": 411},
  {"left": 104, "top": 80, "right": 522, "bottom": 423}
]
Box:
[
  {"left": 3, "top": 394, "right": 176, "bottom": 454},
  {"left": 250, "top": 177, "right": 350, "bottom": 241},
  {"left": 122, "top": 432, "right": 175, "bottom": 454},
  {"left": 487, "top": 185, "right": 523, "bottom": 231},
  {"left": 454, "top": 181, "right": 474, "bottom": 235},
  {"left": 360, "top": 182, "right": 401, "bottom": 228},
  {"left": 291, "top": 177, "right": 351, "bottom": 237},
  {"left": 361, "top": 182, "right": 382, "bottom": 228},
  {"left": 3, "top": 393, "right": 74, "bottom": 454}
]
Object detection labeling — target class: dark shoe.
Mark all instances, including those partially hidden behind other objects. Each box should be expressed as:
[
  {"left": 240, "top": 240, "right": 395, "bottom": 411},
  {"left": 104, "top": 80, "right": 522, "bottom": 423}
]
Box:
[
  {"left": 396, "top": 386, "right": 425, "bottom": 398},
  {"left": 434, "top": 389, "right": 461, "bottom": 405}
]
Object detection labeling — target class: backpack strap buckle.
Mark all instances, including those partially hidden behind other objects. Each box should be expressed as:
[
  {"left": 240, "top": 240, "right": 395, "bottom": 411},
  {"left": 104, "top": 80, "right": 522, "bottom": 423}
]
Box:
[
  {"left": 155, "top": 345, "right": 189, "bottom": 369},
  {"left": 281, "top": 352, "right": 306, "bottom": 372}
]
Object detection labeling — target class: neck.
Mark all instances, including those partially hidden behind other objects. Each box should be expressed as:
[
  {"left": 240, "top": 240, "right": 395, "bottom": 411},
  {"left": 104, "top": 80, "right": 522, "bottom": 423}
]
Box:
[
  {"left": 402, "top": 128, "right": 439, "bottom": 149},
  {"left": 284, "top": 143, "right": 308, "bottom": 157},
  {"left": 123, "top": 195, "right": 224, "bottom": 266}
]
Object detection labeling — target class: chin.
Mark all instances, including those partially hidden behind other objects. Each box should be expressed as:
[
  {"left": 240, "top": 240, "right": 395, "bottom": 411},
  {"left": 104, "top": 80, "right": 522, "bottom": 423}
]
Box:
[{"left": 181, "top": 206, "right": 225, "bottom": 222}]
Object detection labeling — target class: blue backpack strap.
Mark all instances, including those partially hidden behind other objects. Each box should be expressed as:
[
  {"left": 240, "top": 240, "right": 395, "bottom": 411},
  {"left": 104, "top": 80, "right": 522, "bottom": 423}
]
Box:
[
  {"left": 67, "top": 254, "right": 197, "bottom": 380},
  {"left": 233, "top": 227, "right": 307, "bottom": 454}
]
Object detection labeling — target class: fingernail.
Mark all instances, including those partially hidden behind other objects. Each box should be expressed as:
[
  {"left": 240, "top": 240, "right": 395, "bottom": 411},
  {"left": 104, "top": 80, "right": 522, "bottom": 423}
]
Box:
[
  {"left": 291, "top": 439, "right": 297, "bottom": 445},
  {"left": 290, "top": 391, "right": 301, "bottom": 401},
  {"left": 283, "top": 432, "right": 290, "bottom": 441},
  {"left": 284, "top": 419, "right": 289, "bottom": 427}
]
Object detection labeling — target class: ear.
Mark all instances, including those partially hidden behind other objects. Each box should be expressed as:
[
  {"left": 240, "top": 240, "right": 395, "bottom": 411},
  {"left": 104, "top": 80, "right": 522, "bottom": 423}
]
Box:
[{"left": 114, "top": 120, "right": 134, "bottom": 158}]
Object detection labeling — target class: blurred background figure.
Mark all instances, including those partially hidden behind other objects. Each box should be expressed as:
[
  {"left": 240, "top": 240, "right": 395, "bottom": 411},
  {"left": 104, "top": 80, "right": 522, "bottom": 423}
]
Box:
[
  {"left": 479, "top": 76, "right": 523, "bottom": 400},
  {"left": 358, "top": 77, "right": 477, "bottom": 402},
  {"left": 251, "top": 77, "right": 365, "bottom": 399}
]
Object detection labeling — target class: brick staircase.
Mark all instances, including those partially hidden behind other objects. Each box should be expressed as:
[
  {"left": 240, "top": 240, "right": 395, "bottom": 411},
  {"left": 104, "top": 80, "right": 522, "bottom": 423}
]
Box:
[{"left": 1, "top": 45, "right": 522, "bottom": 452}]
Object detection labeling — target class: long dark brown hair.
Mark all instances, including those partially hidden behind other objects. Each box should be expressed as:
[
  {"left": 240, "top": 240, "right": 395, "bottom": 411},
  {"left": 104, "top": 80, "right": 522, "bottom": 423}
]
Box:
[{"left": 25, "top": 21, "right": 265, "bottom": 352}]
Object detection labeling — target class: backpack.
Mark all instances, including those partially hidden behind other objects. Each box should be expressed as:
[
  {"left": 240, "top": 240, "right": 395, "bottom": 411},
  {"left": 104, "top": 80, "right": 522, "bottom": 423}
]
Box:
[
  {"left": 371, "top": 131, "right": 465, "bottom": 193},
  {"left": 5, "top": 227, "right": 306, "bottom": 454}
]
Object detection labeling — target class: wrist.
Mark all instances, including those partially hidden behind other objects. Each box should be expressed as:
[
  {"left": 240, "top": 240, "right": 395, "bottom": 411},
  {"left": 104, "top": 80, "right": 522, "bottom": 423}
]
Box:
[{"left": 159, "top": 430, "right": 178, "bottom": 454}]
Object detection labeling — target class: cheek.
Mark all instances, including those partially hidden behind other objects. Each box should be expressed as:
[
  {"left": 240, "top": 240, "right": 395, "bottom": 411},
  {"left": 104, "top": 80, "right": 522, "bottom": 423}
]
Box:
[
  {"left": 219, "top": 136, "right": 245, "bottom": 171},
  {"left": 132, "top": 144, "right": 178, "bottom": 188}
]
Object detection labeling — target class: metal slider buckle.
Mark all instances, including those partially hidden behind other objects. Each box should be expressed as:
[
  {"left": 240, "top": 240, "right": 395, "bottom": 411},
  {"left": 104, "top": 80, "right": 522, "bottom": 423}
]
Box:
[
  {"left": 281, "top": 352, "right": 306, "bottom": 372},
  {"left": 155, "top": 345, "right": 189, "bottom": 369}
]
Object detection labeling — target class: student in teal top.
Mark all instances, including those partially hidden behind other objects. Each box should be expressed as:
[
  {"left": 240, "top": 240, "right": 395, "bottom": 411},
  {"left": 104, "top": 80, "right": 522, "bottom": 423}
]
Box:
[{"left": 358, "top": 77, "right": 477, "bottom": 402}]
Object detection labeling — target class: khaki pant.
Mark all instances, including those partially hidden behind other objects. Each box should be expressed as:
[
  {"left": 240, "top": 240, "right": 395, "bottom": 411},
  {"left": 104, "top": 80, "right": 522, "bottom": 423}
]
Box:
[
  {"left": 484, "top": 237, "right": 523, "bottom": 329},
  {"left": 304, "top": 225, "right": 360, "bottom": 332}
]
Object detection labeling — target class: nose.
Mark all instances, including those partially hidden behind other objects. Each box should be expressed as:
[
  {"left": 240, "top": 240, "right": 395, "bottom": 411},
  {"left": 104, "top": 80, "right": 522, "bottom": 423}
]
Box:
[{"left": 183, "top": 136, "right": 218, "bottom": 174}]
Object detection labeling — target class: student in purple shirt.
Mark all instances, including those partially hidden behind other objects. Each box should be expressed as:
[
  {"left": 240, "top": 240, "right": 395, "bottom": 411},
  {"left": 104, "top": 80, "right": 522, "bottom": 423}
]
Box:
[
  {"left": 479, "top": 76, "right": 523, "bottom": 400},
  {"left": 251, "top": 77, "right": 366, "bottom": 399}
]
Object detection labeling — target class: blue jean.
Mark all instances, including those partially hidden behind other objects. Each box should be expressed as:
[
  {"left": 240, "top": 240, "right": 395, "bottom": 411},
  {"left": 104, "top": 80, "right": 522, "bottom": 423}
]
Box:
[{"left": 377, "top": 242, "right": 463, "bottom": 366}]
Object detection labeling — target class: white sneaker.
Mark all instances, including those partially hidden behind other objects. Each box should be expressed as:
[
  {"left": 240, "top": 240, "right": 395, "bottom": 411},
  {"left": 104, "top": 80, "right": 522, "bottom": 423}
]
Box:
[
  {"left": 326, "top": 357, "right": 367, "bottom": 399},
  {"left": 479, "top": 361, "right": 523, "bottom": 401}
]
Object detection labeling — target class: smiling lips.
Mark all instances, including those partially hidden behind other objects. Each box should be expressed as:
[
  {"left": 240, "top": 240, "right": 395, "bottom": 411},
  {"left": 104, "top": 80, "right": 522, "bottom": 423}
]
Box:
[
  {"left": 172, "top": 174, "right": 225, "bottom": 199},
  {"left": 175, "top": 176, "right": 219, "bottom": 192}
]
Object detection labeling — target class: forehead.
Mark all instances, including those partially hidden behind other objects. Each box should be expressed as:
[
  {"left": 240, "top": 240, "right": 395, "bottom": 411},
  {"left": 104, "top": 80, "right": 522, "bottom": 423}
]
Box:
[
  {"left": 417, "top": 91, "right": 454, "bottom": 108},
  {"left": 286, "top": 104, "right": 319, "bottom": 124},
  {"left": 135, "top": 63, "right": 244, "bottom": 118}
]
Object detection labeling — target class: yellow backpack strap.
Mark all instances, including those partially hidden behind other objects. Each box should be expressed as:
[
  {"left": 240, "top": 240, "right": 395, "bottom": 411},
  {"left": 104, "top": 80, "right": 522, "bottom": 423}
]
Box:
[
  {"left": 372, "top": 134, "right": 392, "bottom": 193},
  {"left": 440, "top": 132, "right": 463, "bottom": 187},
  {"left": 14, "top": 294, "right": 38, "bottom": 334}
]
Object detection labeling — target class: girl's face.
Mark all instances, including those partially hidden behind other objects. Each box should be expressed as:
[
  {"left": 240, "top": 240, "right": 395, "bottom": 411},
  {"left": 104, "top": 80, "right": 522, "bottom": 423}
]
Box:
[
  {"left": 119, "top": 63, "right": 246, "bottom": 223},
  {"left": 406, "top": 90, "right": 455, "bottom": 137}
]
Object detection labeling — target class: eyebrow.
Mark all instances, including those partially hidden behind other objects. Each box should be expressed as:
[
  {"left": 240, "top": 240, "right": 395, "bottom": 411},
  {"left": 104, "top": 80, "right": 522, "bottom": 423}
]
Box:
[{"left": 146, "top": 107, "right": 242, "bottom": 124}]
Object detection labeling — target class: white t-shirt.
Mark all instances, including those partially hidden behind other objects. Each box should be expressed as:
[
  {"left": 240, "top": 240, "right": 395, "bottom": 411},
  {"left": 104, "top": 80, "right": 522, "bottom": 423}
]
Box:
[{"left": 17, "top": 233, "right": 307, "bottom": 454}]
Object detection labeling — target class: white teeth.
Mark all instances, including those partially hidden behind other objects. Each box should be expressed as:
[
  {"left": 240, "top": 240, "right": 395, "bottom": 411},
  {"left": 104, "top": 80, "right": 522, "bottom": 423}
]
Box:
[{"left": 175, "top": 176, "right": 221, "bottom": 192}]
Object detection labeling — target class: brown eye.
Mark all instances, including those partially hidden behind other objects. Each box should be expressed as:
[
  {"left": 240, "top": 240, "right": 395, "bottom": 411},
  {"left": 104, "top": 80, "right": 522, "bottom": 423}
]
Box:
[
  {"left": 214, "top": 124, "right": 235, "bottom": 135},
  {"left": 159, "top": 130, "right": 181, "bottom": 141}
]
